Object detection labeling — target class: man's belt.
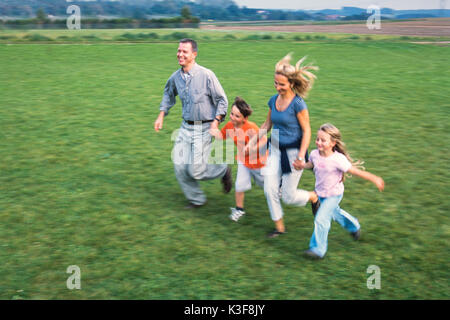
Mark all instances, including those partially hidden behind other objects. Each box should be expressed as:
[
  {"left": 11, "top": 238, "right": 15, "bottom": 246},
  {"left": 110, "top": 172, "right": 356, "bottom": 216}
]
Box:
[{"left": 184, "top": 119, "right": 214, "bottom": 125}]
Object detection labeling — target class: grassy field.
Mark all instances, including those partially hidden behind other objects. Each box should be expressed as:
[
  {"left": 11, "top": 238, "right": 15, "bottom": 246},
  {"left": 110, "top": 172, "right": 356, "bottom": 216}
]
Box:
[
  {"left": 2, "top": 27, "right": 450, "bottom": 43},
  {"left": 0, "top": 29, "right": 449, "bottom": 300}
]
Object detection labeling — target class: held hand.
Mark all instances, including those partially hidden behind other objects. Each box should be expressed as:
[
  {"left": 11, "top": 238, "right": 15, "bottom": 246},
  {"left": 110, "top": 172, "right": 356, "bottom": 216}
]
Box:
[
  {"left": 154, "top": 116, "right": 164, "bottom": 132},
  {"left": 292, "top": 159, "right": 305, "bottom": 171},
  {"left": 210, "top": 120, "right": 219, "bottom": 131},
  {"left": 209, "top": 120, "right": 222, "bottom": 139},
  {"left": 374, "top": 176, "right": 385, "bottom": 192},
  {"left": 209, "top": 127, "right": 222, "bottom": 140},
  {"left": 244, "top": 135, "right": 259, "bottom": 156}
]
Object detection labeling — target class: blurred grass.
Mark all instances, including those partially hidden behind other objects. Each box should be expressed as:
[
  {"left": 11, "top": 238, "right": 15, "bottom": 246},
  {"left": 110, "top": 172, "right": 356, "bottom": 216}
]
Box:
[
  {"left": 1, "top": 28, "right": 450, "bottom": 44},
  {"left": 0, "top": 35, "right": 449, "bottom": 299}
]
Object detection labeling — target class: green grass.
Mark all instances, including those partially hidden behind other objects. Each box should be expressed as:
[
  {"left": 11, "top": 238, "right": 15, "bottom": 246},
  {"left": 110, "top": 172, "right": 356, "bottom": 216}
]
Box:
[
  {"left": 0, "top": 33, "right": 449, "bottom": 299},
  {"left": 1, "top": 28, "right": 449, "bottom": 44}
]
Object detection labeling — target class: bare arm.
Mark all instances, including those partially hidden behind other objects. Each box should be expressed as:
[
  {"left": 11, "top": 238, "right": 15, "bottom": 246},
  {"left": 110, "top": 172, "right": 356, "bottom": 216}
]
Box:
[
  {"left": 155, "top": 76, "right": 177, "bottom": 132},
  {"left": 347, "top": 166, "right": 385, "bottom": 192},
  {"left": 296, "top": 109, "right": 311, "bottom": 160},
  {"left": 245, "top": 110, "right": 272, "bottom": 153},
  {"left": 154, "top": 111, "right": 165, "bottom": 132},
  {"left": 303, "top": 161, "right": 314, "bottom": 170},
  {"left": 292, "top": 109, "right": 311, "bottom": 170},
  {"left": 210, "top": 123, "right": 225, "bottom": 140},
  {"left": 259, "top": 109, "right": 273, "bottom": 134}
]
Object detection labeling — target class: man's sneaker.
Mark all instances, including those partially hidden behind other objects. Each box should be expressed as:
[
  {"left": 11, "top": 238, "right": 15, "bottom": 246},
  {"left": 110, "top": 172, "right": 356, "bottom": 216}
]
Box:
[
  {"left": 311, "top": 199, "right": 320, "bottom": 217},
  {"left": 266, "top": 229, "right": 287, "bottom": 238},
  {"left": 185, "top": 201, "right": 206, "bottom": 209},
  {"left": 351, "top": 229, "right": 361, "bottom": 241},
  {"left": 303, "top": 249, "right": 323, "bottom": 260},
  {"left": 221, "top": 166, "right": 232, "bottom": 193},
  {"left": 229, "top": 207, "right": 245, "bottom": 222}
]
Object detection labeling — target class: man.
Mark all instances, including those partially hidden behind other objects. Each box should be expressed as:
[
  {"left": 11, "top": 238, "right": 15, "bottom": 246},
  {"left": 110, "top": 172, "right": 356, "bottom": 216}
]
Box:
[{"left": 154, "top": 38, "right": 232, "bottom": 208}]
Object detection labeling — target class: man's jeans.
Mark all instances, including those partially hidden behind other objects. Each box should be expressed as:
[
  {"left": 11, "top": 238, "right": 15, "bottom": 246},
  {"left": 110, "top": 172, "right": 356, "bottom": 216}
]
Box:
[
  {"left": 172, "top": 121, "right": 227, "bottom": 205},
  {"left": 308, "top": 194, "right": 360, "bottom": 257}
]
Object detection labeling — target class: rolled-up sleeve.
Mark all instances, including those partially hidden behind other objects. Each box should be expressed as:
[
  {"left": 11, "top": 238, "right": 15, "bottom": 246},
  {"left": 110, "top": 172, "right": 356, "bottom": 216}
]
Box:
[
  {"left": 159, "top": 76, "right": 177, "bottom": 116},
  {"left": 207, "top": 72, "right": 228, "bottom": 118}
]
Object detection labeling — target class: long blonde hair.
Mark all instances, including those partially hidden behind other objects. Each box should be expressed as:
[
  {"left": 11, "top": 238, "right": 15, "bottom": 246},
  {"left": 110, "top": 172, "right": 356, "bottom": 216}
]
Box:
[
  {"left": 275, "top": 53, "right": 318, "bottom": 98},
  {"left": 319, "top": 123, "right": 365, "bottom": 181}
]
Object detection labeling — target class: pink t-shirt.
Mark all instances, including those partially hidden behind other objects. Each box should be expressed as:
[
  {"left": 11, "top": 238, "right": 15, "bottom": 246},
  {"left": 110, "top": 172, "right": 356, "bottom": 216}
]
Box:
[{"left": 310, "top": 149, "right": 352, "bottom": 198}]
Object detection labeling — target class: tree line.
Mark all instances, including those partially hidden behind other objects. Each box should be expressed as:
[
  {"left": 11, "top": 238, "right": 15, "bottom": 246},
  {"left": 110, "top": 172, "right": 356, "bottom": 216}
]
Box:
[{"left": 0, "top": 0, "right": 314, "bottom": 21}]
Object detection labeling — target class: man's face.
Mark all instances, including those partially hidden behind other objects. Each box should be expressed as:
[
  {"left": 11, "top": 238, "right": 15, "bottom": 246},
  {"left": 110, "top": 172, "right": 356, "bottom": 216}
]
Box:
[{"left": 177, "top": 42, "right": 197, "bottom": 68}]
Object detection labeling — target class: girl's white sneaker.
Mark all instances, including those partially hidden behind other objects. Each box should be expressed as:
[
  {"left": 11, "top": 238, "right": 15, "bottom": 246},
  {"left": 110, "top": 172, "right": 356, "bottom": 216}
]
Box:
[{"left": 229, "top": 208, "right": 245, "bottom": 222}]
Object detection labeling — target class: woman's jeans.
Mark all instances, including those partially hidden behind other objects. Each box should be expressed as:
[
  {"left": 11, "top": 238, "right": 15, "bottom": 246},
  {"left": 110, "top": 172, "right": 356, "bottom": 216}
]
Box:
[
  {"left": 308, "top": 194, "right": 360, "bottom": 257},
  {"left": 262, "top": 146, "right": 310, "bottom": 222}
]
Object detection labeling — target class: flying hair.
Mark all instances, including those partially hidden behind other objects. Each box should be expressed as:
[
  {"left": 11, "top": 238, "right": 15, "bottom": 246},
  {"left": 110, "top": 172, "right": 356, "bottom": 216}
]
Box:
[{"left": 275, "top": 53, "right": 319, "bottom": 98}]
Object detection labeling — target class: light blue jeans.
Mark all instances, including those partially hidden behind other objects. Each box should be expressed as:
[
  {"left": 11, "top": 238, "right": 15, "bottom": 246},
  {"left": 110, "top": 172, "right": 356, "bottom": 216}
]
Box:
[
  {"left": 308, "top": 194, "right": 360, "bottom": 258},
  {"left": 172, "top": 121, "right": 228, "bottom": 205}
]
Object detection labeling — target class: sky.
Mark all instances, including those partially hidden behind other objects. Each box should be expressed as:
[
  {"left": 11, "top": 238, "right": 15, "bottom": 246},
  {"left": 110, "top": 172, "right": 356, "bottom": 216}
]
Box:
[{"left": 232, "top": 0, "right": 447, "bottom": 10}]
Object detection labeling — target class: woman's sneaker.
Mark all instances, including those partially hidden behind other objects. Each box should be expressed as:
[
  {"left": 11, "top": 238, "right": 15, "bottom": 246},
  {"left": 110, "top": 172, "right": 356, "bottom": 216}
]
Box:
[
  {"left": 303, "top": 249, "right": 323, "bottom": 260},
  {"left": 229, "top": 207, "right": 245, "bottom": 222},
  {"left": 351, "top": 229, "right": 361, "bottom": 241}
]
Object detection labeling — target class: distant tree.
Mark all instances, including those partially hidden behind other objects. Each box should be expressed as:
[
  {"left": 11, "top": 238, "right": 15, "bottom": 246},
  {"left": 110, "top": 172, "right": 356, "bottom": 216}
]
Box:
[
  {"left": 181, "top": 6, "right": 192, "bottom": 19},
  {"left": 341, "top": 13, "right": 370, "bottom": 20},
  {"left": 36, "top": 8, "right": 46, "bottom": 21},
  {"left": 226, "top": 4, "right": 241, "bottom": 19},
  {"left": 132, "top": 8, "right": 147, "bottom": 19}
]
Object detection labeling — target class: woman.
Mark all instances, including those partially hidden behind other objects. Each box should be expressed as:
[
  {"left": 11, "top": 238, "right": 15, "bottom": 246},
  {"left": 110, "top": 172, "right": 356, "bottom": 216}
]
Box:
[{"left": 246, "top": 53, "right": 320, "bottom": 238}]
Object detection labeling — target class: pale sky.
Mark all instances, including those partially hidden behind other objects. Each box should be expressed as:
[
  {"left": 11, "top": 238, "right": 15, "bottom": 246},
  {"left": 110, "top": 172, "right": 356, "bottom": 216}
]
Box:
[{"left": 233, "top": 0, "right": 447, "bottom": 10}]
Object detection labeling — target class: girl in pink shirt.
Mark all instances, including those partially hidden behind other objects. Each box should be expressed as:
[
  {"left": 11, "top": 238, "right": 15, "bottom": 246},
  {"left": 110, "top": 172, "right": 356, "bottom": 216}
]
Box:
[{"left": 298, "top": 123, "right": 385, "bottom": 259}]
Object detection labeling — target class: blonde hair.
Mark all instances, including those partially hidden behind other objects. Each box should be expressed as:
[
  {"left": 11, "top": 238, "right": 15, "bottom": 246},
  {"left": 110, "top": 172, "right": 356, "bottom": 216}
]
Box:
[
  {"left": 275, "top": 53, "right": 318, "bottom": 98},
  {"left": 319, "top": 123, "right": 365, "bottom": 181}
]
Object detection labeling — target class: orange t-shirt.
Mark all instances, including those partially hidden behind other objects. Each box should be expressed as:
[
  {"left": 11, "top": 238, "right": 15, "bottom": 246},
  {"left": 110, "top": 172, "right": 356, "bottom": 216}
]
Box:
[{"left": 220, "top": 121, "right": 267, "bottom": 169}]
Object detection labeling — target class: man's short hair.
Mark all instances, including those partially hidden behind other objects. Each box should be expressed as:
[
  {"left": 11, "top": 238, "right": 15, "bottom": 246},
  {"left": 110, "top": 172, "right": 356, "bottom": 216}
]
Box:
[{"left": 179, "top": 38, "right": 198, "bottom": 52}]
